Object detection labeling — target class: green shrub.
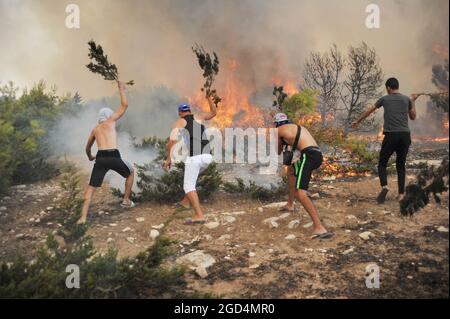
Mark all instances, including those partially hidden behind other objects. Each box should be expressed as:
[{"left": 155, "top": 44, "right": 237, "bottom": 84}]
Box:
[
  {"left": 0, "top": 164, "right": 190, "bottom": 299},
  {"left": 136, "top": 161, "right": 222, "bottom": 203},
  {"left": 223, "top": 177, "right": 287, "bottom": 201}
]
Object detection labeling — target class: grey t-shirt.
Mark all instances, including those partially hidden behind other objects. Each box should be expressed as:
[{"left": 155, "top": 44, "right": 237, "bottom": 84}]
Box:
[{"left": 375, "top": 93, "right": 412, "bottom": 132}]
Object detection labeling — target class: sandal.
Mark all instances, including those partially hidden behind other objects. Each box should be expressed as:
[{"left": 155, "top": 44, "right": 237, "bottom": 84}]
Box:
[
  {"left": 310, "top": 232, "right": 335, "bottom": 240},
  {"left": 184, "top": 218, "right": 206, "bottom": 225}
]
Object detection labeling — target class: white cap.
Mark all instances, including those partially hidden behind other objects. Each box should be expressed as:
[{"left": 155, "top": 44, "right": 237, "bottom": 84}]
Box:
[
  {"left": 274, "top": 112, "right": 289, "bottom": 123},
  {"left": 98, "top": 107, "right": 114, "bottom": 123}
]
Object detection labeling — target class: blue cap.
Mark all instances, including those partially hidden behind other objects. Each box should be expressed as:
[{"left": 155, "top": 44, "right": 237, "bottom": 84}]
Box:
[{"left": 177, "top": 103, "right": 191, "bottom": 112}]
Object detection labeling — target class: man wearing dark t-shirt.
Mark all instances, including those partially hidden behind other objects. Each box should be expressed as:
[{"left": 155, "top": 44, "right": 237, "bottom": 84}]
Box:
[{"left": 352, "top": 77, "right": 418, "bottom": 203}]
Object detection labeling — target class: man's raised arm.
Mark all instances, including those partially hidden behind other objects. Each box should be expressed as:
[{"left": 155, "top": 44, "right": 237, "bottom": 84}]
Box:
[
  {"left": 110, "top": 81, "right": 129, "bottom": 121},
  {"left": 195, "top": 96, "right": 217, "bottom": 121}
]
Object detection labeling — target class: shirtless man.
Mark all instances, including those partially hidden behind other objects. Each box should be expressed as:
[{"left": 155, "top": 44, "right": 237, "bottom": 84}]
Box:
[
  {"left": 77, "top": 81, "right": 134, "bottom": 224},
  {"left": 163, "top": 97, "right": 217, "bottom": 225},
  {"left": 275, "top": 113, "right": 333, "bottom": 239}
]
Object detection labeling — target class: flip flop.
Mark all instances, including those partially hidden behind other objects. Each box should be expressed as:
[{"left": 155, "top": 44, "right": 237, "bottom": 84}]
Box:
[
  {"left": 120, "top": 200, "right": 136, "bottom": 208},
  {"left": 184, "top": 218, "right": 206, "bottom": 225},
  {"left": 174, "top": 202, "right": 191, "bottom": 211},
  {"left": 310, "top": 232, "right": 335, "bottom": 240},
  {"left": 278, "top": 206, "right": 298, "bottom": 212}
]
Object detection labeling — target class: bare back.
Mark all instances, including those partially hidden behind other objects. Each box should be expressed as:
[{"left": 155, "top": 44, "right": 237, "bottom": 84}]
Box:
[
  {"left": 278, "top": 123, "right": 318, "bottom": 151},
  {"left": 93, "top": 120, "right": 118, "bottom": 150}
]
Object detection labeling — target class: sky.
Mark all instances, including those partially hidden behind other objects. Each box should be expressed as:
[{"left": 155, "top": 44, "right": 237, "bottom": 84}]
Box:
[{"left": 0, "top": 0, "right": 448, "bottom": 103}]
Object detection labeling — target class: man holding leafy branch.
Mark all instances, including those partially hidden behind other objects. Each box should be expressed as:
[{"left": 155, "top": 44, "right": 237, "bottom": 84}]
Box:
[
  {"left": 163, "top": 96, "right": 217, "bottom": 225},
  {"left": 77, "top": 81, "right": 135, "bottom": 224}
]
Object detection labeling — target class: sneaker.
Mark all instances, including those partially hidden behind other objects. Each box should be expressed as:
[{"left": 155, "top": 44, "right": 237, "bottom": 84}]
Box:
[{"left": 377, "top": 188, "right": 389, "bottom": 204}]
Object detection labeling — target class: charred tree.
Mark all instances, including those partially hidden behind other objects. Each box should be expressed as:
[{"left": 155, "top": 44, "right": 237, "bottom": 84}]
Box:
[
  {"left": 400, "top": 157, "right": 449, "bottom": 216},
  {"left": 303, "top": 44, "right": 343, "bottom": 125}
]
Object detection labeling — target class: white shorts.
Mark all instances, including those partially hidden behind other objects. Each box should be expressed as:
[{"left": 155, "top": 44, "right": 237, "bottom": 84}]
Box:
[{"left": 183, "top": 154, "right": 213, "bottom": 193}]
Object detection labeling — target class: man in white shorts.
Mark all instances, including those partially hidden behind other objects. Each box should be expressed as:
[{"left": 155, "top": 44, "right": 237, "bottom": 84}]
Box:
[{"left": 163, "top": 97, "right": 217, "bottom": 225}]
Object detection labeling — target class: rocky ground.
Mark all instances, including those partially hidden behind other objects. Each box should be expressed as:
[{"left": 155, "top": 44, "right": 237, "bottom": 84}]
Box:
[
  {"left": 0, "top": 168, "right": 448, "bottom": 298},
  {"left": 1, "top": 139, "right": 448, "bottom": 298}
]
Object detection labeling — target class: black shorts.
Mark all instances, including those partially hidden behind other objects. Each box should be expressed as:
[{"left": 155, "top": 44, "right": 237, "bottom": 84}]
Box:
[
  {"left": 89, "top": 149, "right": 132, "bottom": 187},
  {"left": 292, "top": 146, "right": 323, "bottom": 190}
]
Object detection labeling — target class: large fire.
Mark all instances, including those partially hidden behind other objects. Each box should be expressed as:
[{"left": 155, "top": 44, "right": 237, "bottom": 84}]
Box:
[{"left": 189, "top": 58, "right": 298, "bottom": 129}]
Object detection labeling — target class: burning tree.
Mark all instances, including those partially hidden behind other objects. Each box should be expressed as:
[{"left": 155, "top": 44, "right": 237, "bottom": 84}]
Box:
[
  {"left": 192, "top": 44, "right": 221, "bottom": 106},
  {"left": 340, "top": 42, "right": 383, "bottom": 134},
  {"left": 303, "top": 44, "right": 343, "bottom": 125},
  {"left": 86, "top": 40, "right": 134, "bottom": 85}
]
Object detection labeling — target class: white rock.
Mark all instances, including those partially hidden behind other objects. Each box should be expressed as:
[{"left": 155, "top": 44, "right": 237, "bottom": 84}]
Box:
[
  {"left": 15, "top": 233, "right": 25, "bottom": 239},
  {"left": 359, "top": 231, "right": 375, "bottom": 241},
  {"left": 311, "top": 193, "right": 320, "bottom": 199},
  {"left": 277, "top": 213, "right": 291, "bottom": 220},
  {"left": 223, "top": 216, "right": 236, "bottom": 224},
  {"left": 46, "top": 206, "right": 54, "bottom": 211},
  {"left": 249, "top": 264, "right": 260, "bottom": 269},
  {"left": 217, "top": 234, "right": 231, "bottom": 241},
  {"left": 303, "top": 222, "right": 313, "bottom": 229},
  {"left": 152, "top": 224, "right": 165, "bottom": 230},
  {"left": 257, "top": 207, "right": 264, "bottom": 213},
  {"left": 262, "top": 202, "right": 287, "bottom": 209},
  {"left": 342, "top": 247, "right": 354, "bottom": 255},
  {"left": 346, "top": 215, "right": 357, "bottom": 220},
  {"left": 248, "top": 252, "right": 256, "bottom": 257},
  {"left": 269, "top": 220, "right": 279, "bottom": 228},
  {"left": 29, "top": 218, "right": 35, "bottom": 222},
  {"left": 367, "top": 211, "right": 373, "bottom": 215},
  {"left": 0, "top": 206, "right": 6, "bottom": 211},
  {"left": 106, "top": 237, "right": 114, "bottom": 243},
  {"left": 149, "top": 229, "right": 160, "bottom": 240},
  {"left": 176, "top": 250, "right": 216, "bottom": 270},
  {"left": 230, "top": 211, "right": 246, "bottom": 215},
  {"left": 109, "top": 223, "right": 118, "bottom": 227},
  {"left": 122, "top": 227, "right": 132, "bottom": 232},
  {"left": 126, "top": 237, "right": 135, "bottom": 243},
  {"left": 288, "top": 220, "right": 300, "bottom": 229},
  {"left": 285, "top": 234, "right": 296, "bottom": 240},
  {"left": 205, "top": 221, "right": 220, "bottom": 229},
  {"left": 263, "top": 217, "right": 279, "bottom": 224},
  {"left": 136, "top": 217, "right": 145, "bottom": 223},
  {"left": 195, "top": 266, "right": 209, "bottom": 278},
  {"left": 437, "top": 226, "right": 449, "bottom": 233}
]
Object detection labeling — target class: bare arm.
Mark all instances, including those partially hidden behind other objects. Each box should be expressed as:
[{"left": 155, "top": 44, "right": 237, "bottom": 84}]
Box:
[
  {"left": 85, "top": 130, "right": 96, "bottom": 161},
  {"left": 409, "top": 94, "right": 417, "bottom": 120},
  {"left": 163, "top": 119, "right": 185, "bottom": 170},
  {"left": 195, "top": 96, "right": 217, "bottom": 121},
  {"left": 352, "top": 105, "right": 377, "bottom": 129},
  {"left": 110, "top": 81, "right": 129, "bottom": 121}
]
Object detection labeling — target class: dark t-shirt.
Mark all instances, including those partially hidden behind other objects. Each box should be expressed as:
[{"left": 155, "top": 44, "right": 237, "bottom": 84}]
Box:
[{"left": 375, "top": 93, "right": 412, "bottom": 132}]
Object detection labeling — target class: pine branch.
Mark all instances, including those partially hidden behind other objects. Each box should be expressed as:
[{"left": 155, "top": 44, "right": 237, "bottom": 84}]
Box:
[
  {"left": 192, "top": 44, "right": 221, "bottom": 106},
  {"left": 272, "top": 86, "right": 288, "bottom": 110},
  {"left": 86, "top": 40, "right": 134, "bottom": 86}
]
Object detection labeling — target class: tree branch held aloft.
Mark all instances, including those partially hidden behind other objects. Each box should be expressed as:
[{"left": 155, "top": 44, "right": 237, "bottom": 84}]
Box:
[
  {"left": 192, "top": 44, "right": 221, "bottom": 106},
  {"left": 86, "top": 40, "right": 134, "bottom": 86}
]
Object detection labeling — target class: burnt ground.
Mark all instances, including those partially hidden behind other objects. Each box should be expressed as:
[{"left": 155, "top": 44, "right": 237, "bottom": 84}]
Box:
[{"left": 0, "top": 140, "right": 448, "bottom": 299}]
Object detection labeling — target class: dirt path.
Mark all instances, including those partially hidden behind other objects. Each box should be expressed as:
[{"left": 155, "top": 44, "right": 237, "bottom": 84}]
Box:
[{"left": 0, "top": 173, "right": 448, "bottom": 298}]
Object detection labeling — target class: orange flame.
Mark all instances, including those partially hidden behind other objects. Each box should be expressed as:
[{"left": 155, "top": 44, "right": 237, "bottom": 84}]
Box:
[{"left": 432, "top": 44, "right": 449, "bottom": 59}]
